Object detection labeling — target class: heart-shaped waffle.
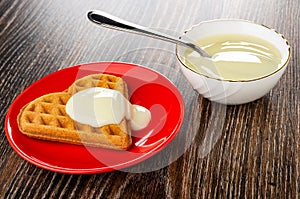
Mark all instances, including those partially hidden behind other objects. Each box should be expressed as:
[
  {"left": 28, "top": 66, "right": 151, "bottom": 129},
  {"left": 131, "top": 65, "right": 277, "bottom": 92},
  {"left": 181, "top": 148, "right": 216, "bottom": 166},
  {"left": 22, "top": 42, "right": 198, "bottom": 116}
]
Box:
[{"left": 17, "top": 74, "right": 132, "bottom": 150}]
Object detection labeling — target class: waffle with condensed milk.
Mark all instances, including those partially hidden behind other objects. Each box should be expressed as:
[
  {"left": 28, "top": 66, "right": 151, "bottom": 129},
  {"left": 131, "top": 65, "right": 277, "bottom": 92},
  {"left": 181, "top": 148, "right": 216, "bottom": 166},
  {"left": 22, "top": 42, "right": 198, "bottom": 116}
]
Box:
[{"left": 17, "top": 74, "right": 132, "bottom": 150}]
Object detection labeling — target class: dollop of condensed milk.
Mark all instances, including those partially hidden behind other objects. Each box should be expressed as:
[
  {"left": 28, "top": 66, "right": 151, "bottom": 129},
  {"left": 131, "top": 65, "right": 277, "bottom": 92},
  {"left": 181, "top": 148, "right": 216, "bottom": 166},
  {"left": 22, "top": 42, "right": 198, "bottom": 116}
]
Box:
[{"left": 66, "top": 87, "right": 151, "bottom": 131}]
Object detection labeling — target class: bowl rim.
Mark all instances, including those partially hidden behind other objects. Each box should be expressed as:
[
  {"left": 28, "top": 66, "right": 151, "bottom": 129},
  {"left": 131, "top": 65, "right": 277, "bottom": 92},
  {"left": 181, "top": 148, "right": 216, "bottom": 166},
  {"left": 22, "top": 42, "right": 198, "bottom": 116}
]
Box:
[{"left": 176, "top": 19, "right": 291, "bottom": 82}]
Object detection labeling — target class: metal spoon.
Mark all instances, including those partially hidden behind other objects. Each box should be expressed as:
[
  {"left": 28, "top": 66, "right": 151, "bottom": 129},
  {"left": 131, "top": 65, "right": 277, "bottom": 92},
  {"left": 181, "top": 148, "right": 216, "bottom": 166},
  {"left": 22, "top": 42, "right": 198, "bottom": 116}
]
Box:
[{"left": 87, "top": 10, "right": 211, "bottom": 58}]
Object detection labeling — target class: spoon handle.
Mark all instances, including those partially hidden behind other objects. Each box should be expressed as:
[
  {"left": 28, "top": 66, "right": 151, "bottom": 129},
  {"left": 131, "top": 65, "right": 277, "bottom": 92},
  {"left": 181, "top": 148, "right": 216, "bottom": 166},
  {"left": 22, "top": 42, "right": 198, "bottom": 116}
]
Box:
[{"left": 87, "top": 10, "right": 210, "bottom": 58}]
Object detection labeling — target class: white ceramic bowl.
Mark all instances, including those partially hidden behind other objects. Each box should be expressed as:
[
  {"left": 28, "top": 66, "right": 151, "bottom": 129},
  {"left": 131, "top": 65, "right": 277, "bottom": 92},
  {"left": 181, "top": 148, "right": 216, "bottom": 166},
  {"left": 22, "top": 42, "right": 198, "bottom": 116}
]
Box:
[{"left": 176, "top": 19, "right": 291, "bottom": 105}]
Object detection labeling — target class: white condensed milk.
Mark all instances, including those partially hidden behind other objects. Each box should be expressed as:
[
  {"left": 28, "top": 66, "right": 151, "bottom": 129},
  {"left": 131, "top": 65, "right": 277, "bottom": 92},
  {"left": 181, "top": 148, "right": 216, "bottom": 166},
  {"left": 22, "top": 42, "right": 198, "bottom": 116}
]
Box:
[
  {"left": 184, "top": 34, "right": 282, "bottom": 81},
  {"left": 66, "top": 87, "right": 151, "bottom": 131}
]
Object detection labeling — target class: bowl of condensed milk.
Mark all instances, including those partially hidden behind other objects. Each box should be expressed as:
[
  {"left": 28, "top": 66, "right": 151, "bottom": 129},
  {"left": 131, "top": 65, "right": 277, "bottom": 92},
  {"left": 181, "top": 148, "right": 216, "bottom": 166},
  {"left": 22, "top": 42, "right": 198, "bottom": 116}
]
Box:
[{"left": 176, "top": 19, "right": 291, "bottom": 105}]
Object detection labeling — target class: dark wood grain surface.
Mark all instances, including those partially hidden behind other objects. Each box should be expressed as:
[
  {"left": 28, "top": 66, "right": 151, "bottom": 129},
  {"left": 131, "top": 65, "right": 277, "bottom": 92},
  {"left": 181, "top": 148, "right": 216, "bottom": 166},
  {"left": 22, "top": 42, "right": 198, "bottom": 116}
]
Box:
[{"left": 0, "top": 0, "right": 299, "bottom": 198}]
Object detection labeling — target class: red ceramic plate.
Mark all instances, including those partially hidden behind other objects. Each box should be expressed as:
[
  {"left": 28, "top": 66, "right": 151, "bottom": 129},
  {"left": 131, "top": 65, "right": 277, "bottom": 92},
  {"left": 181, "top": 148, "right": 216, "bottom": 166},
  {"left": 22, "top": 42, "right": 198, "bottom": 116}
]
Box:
[{"left": 5, "top": 62, "right": 184, "bottom": 174}]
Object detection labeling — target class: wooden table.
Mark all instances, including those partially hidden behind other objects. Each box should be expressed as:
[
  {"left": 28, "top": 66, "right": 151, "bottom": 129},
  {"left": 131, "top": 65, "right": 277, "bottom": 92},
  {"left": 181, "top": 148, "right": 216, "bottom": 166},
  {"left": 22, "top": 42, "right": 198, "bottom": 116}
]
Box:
[{"left": 1, "top": 0, "right": 299, "bottom": 198}]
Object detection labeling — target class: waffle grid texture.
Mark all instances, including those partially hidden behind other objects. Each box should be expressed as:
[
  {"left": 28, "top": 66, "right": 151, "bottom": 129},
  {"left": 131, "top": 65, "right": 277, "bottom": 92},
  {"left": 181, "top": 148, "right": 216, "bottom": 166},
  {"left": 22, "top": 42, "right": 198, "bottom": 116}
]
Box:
[{"left": 17, "top": 74, "right": 132, "bottom": 150}]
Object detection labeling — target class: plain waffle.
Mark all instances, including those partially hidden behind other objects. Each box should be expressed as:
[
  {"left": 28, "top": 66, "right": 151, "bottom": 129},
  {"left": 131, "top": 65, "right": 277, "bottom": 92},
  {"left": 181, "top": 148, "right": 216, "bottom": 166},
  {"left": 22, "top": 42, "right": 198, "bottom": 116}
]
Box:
[{"left": 17, "top": 74, "right": 132, "bottom": 150}]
